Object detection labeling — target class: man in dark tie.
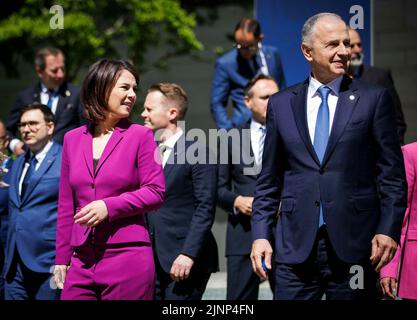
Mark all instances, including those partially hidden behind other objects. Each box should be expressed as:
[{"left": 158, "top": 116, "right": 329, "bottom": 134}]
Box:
[
  {"left": 217, "top": 74, "right": 278, "bottom": 300},
  {"left": 142, "top": 83, "right": 218, "bottom": 300},
  {"left": 347, "top": 28, "right": 406, "bottom": 144},
  {"left": 6, "top": 47, "right": 85, "bottom": 156},
  {"left": 250, "top": 13, "right": 407, "bottom": 300},
  {"left": 210, "top": 17, "right": 286, "bottom": 129},
  {"left": 4, "top": 104, "right": 62, "bottom": 300}
]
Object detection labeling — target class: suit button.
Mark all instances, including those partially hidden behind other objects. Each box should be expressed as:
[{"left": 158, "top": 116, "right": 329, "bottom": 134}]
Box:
[
  {"left": 315, "top": 201, "right": 320, "bottom": 207},
  {"left": 319, "top": 168, "right": 324, "bottom": 174},
  {"left": 91, "top": 184, "right": 95, "bottom": 189}
]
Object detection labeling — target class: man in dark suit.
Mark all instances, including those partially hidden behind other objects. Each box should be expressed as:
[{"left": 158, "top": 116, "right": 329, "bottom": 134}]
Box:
[
  {"left": 6, "top": 47, "right": 85, "bottom": 155},
  {"left": 217, "top": 74, "right": 278, "bottom": 300},
  {"left": 0, "top": 120, "right": 13, "bottom": 300},
  {"left": 142, "top": 83, "right": 218, "bottom": 300},
  {"left": 348, "top": 28, "right": 406, "bottom": 144},
  {"left": 250, "top": 13, "right": 407, "bottom": 300},
  {"left": 4, "top": 104, "right": 61, "bottom": 300},
  {"left": 210, "top": 17, "right": 286, "bottom": 129}
]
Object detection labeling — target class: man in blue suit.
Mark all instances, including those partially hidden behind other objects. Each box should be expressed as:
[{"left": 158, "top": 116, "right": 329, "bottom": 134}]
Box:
[
  {"left": 142, "top": 83, "right": 218, "bottom": 300},
  {"left": 6, "top": 47, "right": 85, "bottom": 156},
  {"left": 4, "top": 104, "right": 61, "bottom": 300},
  {"left": 210, "top": 18, "right": 286, "bottom": 129},
  {"left": 217, "top": 75, "right": 278, "bottom": 300},
  {"left": 0, "top": 120, "right": 13, "bottom": 300},
  {"left": 250, "top": 13, "right": 407, "bottom": 300}
]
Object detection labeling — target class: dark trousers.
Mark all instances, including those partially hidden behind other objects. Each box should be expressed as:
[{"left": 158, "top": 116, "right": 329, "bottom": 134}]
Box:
[
  {"left": 275, "top": 226, "right": 377, "bottom": 300},
  {"left": 154, "top": 255, "right": 211, "bottom": 300},
  {"left": 227, "top": 255, "right": 260, "bottom": 300},
  {"left": 4, "top": 249, "right": 60, "bottom": 300}
]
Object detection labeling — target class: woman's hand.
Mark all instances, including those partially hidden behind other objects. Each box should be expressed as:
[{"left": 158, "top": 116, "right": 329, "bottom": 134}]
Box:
[
  {"left": 74, "top": 200, "right": 109, "bottom": 227},
  {"left": 380, "top": 277, "right": 398, "bottom": 300},
  {"left": 53, "top": 265, "right": 69, "bottom": 289}
]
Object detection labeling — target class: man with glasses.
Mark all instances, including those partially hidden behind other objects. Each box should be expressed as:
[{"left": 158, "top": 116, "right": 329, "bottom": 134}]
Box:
[
  {"left": 5, "top": 47, "right": 85, "bottom": 156},
  {"left": 210, "top": 17, "right": 286, "bottom": 129},
  {"left": 0, "top": 120, "right": 13, "bottom": 300},
  {"left": 3, "top": 104, "right": 62, "bottom": 300}
]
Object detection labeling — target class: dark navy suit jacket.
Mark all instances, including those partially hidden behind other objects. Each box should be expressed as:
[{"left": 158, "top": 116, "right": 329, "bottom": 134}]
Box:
[
  {"left": 252, "top": 76, "right": 407, "bottom": 264},
  {"left": 147, "top": 137, "right": 219, "bottom": 274},
  {"left": 4, "top": 143, "right": 62, "bottom": 275},
  {"left": 6, "top": 82, "right": 85, "bottom": 145},
  {"left": 217, "top": 125, "right": 264, "bottom": 256},
  {"left": 210, "top": 45, "right": 286, "bottom": 129}
]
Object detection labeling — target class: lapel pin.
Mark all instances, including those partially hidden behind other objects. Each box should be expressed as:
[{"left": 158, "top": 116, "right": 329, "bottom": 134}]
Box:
[
  {"left": 65, "top": 90, "right": 71, "bottom": 97},
  {"left": 349, "top": 95, "right": 355, "bottom": 100}
]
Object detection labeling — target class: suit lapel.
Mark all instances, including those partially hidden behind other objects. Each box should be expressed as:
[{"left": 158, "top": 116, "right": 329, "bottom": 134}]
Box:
[
  {"left": 291, "top": 80, "right": 321, "bottom": 166},
  {"left": 10, "top": 156, "right": 25, "bottom": 207},
  {"left": 21, "top": 144, "right": 57, "bottom": 204},
  {"left": 82, "top": 126, "right": 94, "bottom": 179},
  {"left": 322, "top": 77, "right": 359, "bottom": 165},
  {"left": 94, "top": 121, "right": 128, "bottom": 176}
]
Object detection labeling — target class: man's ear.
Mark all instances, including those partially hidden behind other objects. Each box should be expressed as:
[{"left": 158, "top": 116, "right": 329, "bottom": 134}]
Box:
[
  {"left": 35, "top": 66, "right": 43, "bottom": 78},
  {"left": 47, "top": 122, "right": 55, "bottom": 136},
  {"left": 168, "top": 107, "right": 179, "bottom": 121},
  {"left": 301, "top": 43, "right": 313, "bottom": 62},
  {"left": 258, "top": 33, "right": 265, "bottom": 42},
  {"left": 244, "top": 95, "right": 251, "bottom": 109}
]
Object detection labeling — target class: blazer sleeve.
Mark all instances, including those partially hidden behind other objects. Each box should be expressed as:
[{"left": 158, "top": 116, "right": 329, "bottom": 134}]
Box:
[
  {"left": 217, "top": 134, "right": 239, "bottom": 213},
  {"left": 55, "top": 135, "right": 76, "bottom": 265},
  {"left": 210, "top": 60, "right": 233, "bottom": 129},
  {"left": 103, "top": 129, "right": 165, "bottom": 222},
  {"left": 373, "top": 88, "right": 407, "bottom": 243},
  {"left": 380, "top": 144, "right": 416, "bottom": 279},
  {"left": 251, "top": 97, "right": 283, "bottom": 241},
  {"left": 180, "top": 147, "right": 218, "bottom": 259}
]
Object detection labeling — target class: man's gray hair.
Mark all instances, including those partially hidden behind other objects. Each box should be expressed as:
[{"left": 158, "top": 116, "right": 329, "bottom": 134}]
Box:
[{"left": 302, "top": 12, "right": 344, "bottom": 45}]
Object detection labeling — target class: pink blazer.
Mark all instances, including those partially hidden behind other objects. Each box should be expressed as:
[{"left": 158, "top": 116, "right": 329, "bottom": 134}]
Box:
[
  {"left": 55, "top": 119, "right": 165, "bottom": 265},
  {"left": 380, "top": 142, "right": 417, "bottom": 299}
]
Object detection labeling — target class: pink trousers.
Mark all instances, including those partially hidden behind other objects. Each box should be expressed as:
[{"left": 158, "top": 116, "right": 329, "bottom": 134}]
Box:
[{"left": 61, "top": 242, "right": 155, "bottom": 300}]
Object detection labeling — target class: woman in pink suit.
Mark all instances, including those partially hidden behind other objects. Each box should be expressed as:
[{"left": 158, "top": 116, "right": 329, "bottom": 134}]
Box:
[
  {"left": 53, "top": 59, "right": 165, "bottom": 300},
  {"left": 380, "top": 142, "right": 417, "bottom": 300}
]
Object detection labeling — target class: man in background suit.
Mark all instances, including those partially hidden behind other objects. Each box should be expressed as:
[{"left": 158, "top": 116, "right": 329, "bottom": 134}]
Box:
[
  {"left": 348, "top": 28, "right": 406, "bottom": 144},
  {"left": 250, "top": 13, "right": 407, "bottom": 300},
  {"left": 217, "top": 74, "right": 278, "bottom": 300},
  {"left": 0, "top": 120, "right": 13, "bottom": 300},
  {"left": 6, "top": 47, "right": 85, "bottom": 155},
  {"left": 210, "top": 17, "right": 286, "bottom": 129},
  {"left": 4, "top": 104, "right": 61, "bottom": 300},
  {"left": 142, "top": 83, "right": 218, "bottom": 300}
]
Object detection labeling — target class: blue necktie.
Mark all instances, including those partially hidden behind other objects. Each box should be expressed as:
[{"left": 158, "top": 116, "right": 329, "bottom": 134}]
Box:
[
  {"left": 47, "top": 90, "right": 57, "bottom": 109},
  {"left": 21, "top": 155, "right": 37, "bottom": 198},
  {"left": 258, "top": 126, "right": 266, "bottom": 164},
  {"left": 313, "top": 86, "right": 331, "bottom": 227}
]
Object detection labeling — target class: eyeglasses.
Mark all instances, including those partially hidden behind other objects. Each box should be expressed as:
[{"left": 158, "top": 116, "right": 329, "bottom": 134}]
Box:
[
  {"left": 234, "top": 43, "right": 259, "bottom": 53},
  {"left": 17, "top": 121, "right": 46, "bottom": 131}
]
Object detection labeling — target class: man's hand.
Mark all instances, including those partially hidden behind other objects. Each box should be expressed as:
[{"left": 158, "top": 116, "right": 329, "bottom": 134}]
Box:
[
  {"left": 53, "top": 265, "right": 70, "bottom": 289},
  {"left": 250, "top": 239, "right": 273, "bottom": 280},
  {"left": 370, "top": 234, "right": 397, "bottom": 272},
  {"left": 74, "top": 200, "right": 109, "bottom": 227},
  {"left": 380, "top": 277, "right": 398, "bottom": 300},
  {"left": 233, "top": 196, "right": 254, "bottom": 216},
  {"left": 170, "top": 254, "right": 194, "bottom": 282}
]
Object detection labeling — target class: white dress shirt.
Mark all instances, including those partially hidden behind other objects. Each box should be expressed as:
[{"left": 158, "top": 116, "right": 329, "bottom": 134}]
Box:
[
  {"left": 250, "top": 119, "right": 266, "bottom": 164},
  {"left": 160, "top": 129, "right": 183, "bottom": 168},
  {"left": 307, "top": 76, "right": 343, "bottom": 143},
  {"left": 40, "top": 83, "right": 59, "bottom": 114}
]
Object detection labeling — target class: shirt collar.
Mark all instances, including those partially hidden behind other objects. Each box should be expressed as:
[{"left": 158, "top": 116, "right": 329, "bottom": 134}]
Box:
[
  {"left": 40, "top": 82, "right": 58, "bottom": 94},
  {"left": 308, "top": 75, "right": 343, "bottom": 98},
  {"left": 162, "top": 128, "right": 183, "bottom": 150},
  {"left": 30, "top": 140, "right": 53, "bottom": 163},
  {"left": 250, "top": 119, "right": 265, "bottom": 131}
]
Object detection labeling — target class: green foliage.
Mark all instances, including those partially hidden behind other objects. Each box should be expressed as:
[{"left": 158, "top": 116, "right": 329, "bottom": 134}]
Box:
[{"left": 0, "top": 0, "right": 203, "bottom": 81}]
